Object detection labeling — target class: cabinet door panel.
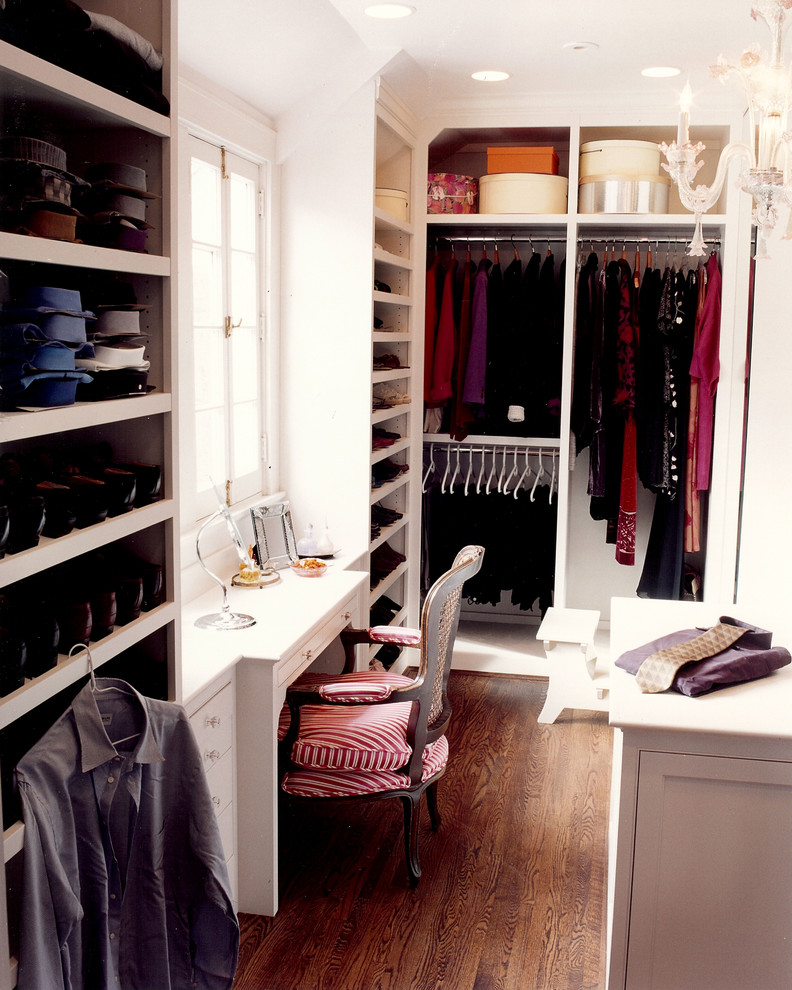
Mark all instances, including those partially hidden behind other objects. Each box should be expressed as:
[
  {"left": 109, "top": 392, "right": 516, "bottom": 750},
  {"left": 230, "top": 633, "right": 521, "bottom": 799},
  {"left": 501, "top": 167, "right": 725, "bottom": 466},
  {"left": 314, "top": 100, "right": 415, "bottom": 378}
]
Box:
[{"left": 627, "top": 751, "right": 792, "bottom": 990}]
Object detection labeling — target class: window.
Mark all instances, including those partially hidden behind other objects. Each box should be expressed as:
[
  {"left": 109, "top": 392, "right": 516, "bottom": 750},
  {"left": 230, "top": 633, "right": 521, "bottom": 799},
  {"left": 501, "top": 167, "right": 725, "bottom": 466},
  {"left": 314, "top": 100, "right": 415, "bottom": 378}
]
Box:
[{"left": 187, "top": 136, "right": 266, "bottom": 519}]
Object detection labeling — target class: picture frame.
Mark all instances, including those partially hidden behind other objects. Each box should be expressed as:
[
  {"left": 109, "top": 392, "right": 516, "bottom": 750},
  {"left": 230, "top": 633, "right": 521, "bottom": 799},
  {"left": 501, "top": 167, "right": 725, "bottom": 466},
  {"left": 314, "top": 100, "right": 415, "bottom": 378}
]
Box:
[{"left": 250, "top": 500, "right": 298, "bottom": 570}]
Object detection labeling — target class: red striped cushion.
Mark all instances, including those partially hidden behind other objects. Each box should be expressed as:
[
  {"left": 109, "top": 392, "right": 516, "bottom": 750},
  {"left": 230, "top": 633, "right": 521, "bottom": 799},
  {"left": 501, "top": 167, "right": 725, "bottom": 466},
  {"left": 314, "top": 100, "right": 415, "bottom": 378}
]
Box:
[
  {"left": 281, "top": 735, "right": 449, "bottom": 797},
  {"left": 291, "top": 700, "right": 413, "bottom": 771},
  {"left": 369, "top": 625, "right": 421, "bottom": 646},
  {"left": 277, "top": 671, "right": 413, "bottom": 742}
]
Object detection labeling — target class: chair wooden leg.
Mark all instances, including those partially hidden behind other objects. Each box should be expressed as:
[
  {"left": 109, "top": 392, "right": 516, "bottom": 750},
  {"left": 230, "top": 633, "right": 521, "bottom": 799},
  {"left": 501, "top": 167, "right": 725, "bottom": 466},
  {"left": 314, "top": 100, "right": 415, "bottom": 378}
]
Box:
[
  {"left": 426, "top": 780, "right": 442, "bottom": 831},
  {"left": 401, "top": 793, "right": 422, "bottom": 887}
]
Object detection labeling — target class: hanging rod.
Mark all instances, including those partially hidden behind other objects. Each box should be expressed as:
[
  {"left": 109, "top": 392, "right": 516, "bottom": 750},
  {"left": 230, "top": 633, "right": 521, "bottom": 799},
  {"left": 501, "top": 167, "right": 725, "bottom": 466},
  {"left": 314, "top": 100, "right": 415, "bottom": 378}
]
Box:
[
  {"left": 422, "top": 433, "right": 561, "bottom": 449},
  {"left": 576, "top": 235, "right": 721, "bottom": 246},
  {"left": 434, "top": 235, "right": 569, "bottom": 244}
]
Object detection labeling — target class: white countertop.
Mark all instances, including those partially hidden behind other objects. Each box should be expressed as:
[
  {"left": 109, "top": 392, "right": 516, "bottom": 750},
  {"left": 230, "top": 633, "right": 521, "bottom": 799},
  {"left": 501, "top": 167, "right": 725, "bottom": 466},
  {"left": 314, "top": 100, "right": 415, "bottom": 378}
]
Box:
[
  {"left": 609, "top": 597, "right": 792, "bottom": 741},
  {"left": 179, "top": 565, "right": 368, "bottom": 706}
]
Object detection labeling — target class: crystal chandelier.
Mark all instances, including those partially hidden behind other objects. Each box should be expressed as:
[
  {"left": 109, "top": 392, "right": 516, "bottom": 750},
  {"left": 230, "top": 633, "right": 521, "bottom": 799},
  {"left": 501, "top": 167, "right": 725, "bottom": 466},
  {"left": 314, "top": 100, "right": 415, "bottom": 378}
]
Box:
[{"left": 660, "top": 0, "right": 792, "bottom": 259}]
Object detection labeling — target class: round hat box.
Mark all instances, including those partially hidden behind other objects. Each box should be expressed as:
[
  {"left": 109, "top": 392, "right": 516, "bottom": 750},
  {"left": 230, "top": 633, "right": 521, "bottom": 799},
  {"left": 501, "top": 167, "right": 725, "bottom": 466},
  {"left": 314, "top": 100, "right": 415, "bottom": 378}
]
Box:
[
  {"left": 375, "top": 187, "right": 409, "bottom": 221},
  {"left": 578, "top": 173, "right": 670, "bottom": 214},
  {"left": 479, "top": 173, "right": 568, "bottom": 214},
  {"left": 579, "top": 140, "right": 661, "bottom": 178}
]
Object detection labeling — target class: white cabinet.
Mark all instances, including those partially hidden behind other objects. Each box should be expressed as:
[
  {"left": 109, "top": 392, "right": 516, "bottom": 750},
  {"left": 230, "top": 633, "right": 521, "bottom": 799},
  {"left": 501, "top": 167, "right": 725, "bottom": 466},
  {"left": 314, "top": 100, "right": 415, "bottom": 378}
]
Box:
[
  {"left": 607, "top": 598, "right": 792, "bottom": 990},
  {"left": 0, "top": 4, "right": 178, "bottom": 985}
]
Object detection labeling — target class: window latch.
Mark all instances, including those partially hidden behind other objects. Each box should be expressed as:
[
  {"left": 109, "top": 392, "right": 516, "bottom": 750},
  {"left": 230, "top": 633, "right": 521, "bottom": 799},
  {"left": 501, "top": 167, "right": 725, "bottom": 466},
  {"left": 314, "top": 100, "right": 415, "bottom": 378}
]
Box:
[{"left": 224, "top": 316, "right": 242, "bottom": 338}]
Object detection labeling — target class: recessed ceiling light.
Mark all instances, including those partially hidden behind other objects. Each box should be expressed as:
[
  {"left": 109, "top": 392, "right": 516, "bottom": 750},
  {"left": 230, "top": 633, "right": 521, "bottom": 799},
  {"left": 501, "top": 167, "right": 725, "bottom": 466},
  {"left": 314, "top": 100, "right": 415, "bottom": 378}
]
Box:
[
  {"left": 364, "top": 3, "right": 415, "bottom": 17},
  {"left": 472, "top": 70, "right": 510, "bottom": 82},
  {"left": 642, "top": 66, "right": 682, "bottom": 78},
  {"left": 563, "top": 41, "right": 599, "bottom": 52}
]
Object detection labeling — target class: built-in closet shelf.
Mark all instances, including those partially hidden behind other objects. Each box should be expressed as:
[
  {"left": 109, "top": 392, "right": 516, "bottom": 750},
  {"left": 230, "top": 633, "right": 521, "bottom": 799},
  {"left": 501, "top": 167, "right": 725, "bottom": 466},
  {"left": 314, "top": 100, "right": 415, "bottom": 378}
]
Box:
[
  {"left": 424, "top": 433, "right": 561, "bottom": 449},
  {"left": 373, "top": 289, "right": 412, "bottom": 306},
  {"left": 429, "top": 213, "right": 567, "bottom": 228},
  {"left": 0, "top": 499, "right": 175, "bottom": 585},
  {"left": 372, "top": 405, "right": 411, "bottom": 425},
  {"left": 374, "top": 247, "right": 413, "bottom": 270},
  {"left": 369, "top": 560, "right": 408, "bottom": 605},
  {"left": 3, "top": 821, "right": 23, "bottom": 864},
  {"left": 373, "top": 331, "right": 411, "bottom": 344},
  {"left": 0, "top": 230, "right": 171, "bottom": 275},
  {"left": 371, "top": 438, "right": 410, "bottom": 464},
  {"left": 0, "top": 601, "right": 177, "bottom": 731},
  {"left": 370, "top": 473, "right": 409, "bottom": 505},
  {"left": 0, "top": 392, "right": 172, "bottom": 443},
  {"left": 574, "top": 213, "right": 727, "bottom": 229},
  {"left": 372, "top": 368, "right": 411, "bottom": 385},
  {"left": 0, "top": 40, "right": 171, "bottom": 136},
  {"left": 374, "top": 208, "right": 413, "bottom": 236},
  {"left": 371, "top": 516, "right": 408, "bottom": 553}
]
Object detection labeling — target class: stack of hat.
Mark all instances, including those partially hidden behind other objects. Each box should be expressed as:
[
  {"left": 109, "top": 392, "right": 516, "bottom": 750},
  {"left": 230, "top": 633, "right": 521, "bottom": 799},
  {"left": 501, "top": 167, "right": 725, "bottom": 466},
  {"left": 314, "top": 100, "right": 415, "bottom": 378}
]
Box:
[
  {"left": 77, "top": 163, "right": 158, "bottom": 252},
  {"left": 0, "top": 286, "right": 93, "bottom": 408},
  {"left": 75, "top": 281, "right": 153, "bottom": 400},
  {"left": 0, "top": 136, "right": 87, "bottom": 242}
]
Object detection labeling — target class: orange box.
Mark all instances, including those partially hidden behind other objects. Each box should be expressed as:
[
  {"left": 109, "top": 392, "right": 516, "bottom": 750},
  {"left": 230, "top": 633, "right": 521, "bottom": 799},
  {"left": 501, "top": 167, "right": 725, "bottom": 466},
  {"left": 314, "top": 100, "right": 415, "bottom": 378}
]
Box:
[{"left": 486, "top": 146, "right": 559, "bottom": 176}]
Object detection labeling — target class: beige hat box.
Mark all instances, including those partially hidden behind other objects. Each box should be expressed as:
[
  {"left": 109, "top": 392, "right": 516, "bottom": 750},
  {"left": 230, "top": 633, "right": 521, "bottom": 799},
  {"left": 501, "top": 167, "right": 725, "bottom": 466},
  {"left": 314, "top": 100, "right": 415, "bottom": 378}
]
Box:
[
  {"left": 578, "top": 138, "right": 669, "bottom": 214},
  {"left": 375, "top": 187, "right": 409, "bottom": 221},
  {"left": 479, "top": 172, "right": 568, "bottom": 214}
]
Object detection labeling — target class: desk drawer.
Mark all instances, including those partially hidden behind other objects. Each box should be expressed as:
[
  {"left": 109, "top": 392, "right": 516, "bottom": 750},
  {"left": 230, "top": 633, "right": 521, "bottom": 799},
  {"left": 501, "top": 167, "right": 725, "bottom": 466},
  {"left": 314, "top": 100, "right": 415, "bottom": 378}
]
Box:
[
  {"left": 190, "top": 682, "right": 234, "bottom": 769},
  {"left": 216, "top": 800, "right": 235, "bottom": 863},
  {"left": 205, "top": 752, "right": 233, "bottom": 816},
  {"left": 278, "top": 591, "right": 357, "bottom": 687}
]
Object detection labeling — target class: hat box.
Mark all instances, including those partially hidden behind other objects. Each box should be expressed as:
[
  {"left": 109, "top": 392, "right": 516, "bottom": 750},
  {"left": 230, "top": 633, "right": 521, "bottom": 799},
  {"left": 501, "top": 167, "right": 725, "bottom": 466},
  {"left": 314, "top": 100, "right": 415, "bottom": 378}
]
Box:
[
  {"left": 579, "top": 140, "right": 662, "bottom": 178},
  {"left": 486, "top": 146, "right": 559, "bottom": 175},
  {"left": 479, "top": 173, "right": 568, "bottom": 214},
  {"left": 427, "top": 173, "right": 478, "bottom": 214},
  {"left": 578, "top": 174, "right": 670, "bottom": 214},
  {"left": 375, "top": 187, "right": 409, "bottom": 221}
]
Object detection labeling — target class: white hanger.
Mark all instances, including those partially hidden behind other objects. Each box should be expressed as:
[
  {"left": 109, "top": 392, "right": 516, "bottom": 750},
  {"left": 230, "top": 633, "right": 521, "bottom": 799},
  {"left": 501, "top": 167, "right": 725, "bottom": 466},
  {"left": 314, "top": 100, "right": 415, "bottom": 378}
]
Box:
[
  {"left": 549, "top": 449, "right": 557, "bottom": 504},
  {"left": 449, "top": 445, "right": 461, "bottom": 493},
  {"left": 496, "top": 446, "right": 508, "bottom": 493},
  {"left": 441, "top": 443, "right": 452, "bottom": 494},
  {"left": 421, "top": 442, "right": 435, "bottom": 493},
  {"left": 486, "top": 447, "right": 498, "bottom": 494},
  {"left": 514, "top": 446, "right": 532, "bottom": 499},
  {"left": 476, "top": 447, "right": 487, "bottom": 494},
  {"left": 503, "top": 446, "right": 519, "bottom": 495},
  {"left": 530, "top": 448, "right": 545, "bottom": 502},
  {"left": 70, "top": 645, "right": 140, "bottom": 745},
  {"left": 464, "top": 448, "right": 473, "bottom": 495}
]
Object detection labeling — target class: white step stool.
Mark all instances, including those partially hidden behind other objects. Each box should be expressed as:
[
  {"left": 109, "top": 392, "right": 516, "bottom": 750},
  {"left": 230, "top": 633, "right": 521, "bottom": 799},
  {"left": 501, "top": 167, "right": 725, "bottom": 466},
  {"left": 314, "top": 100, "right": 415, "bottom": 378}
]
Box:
[{"left": 536, "top": 607, "right": 609, "bottom": 724}]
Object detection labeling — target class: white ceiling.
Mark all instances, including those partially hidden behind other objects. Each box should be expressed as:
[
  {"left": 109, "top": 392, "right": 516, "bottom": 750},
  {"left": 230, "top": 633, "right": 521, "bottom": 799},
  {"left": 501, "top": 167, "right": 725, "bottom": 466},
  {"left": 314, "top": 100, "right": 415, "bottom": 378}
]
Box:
[{"left": 178, "top": 1, "right": 760, "bottom": 126}]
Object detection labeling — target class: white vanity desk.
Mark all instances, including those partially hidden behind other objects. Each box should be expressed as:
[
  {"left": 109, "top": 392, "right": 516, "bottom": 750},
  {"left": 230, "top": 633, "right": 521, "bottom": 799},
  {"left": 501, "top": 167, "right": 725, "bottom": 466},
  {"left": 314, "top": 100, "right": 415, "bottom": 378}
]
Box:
[
  {"left": 607, "top": 597, "right": 792, "bottom": 990},
  {"left": 180, "top": 565, "right": 368, "bottom": 917}
]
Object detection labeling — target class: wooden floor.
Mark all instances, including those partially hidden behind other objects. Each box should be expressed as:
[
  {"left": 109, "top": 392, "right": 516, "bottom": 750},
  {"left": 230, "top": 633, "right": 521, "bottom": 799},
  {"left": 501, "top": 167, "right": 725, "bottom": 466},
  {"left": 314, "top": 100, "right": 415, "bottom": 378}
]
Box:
[{"left": 232, "top": 671, "right": 613, "bottom": 990}]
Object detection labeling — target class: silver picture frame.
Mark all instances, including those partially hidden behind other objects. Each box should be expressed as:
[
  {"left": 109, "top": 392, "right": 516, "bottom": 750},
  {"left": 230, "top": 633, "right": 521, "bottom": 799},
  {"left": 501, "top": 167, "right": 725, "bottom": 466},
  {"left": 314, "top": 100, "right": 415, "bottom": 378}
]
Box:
[{"left": 250, "top": 501, "right": 298, "bottom": 570}]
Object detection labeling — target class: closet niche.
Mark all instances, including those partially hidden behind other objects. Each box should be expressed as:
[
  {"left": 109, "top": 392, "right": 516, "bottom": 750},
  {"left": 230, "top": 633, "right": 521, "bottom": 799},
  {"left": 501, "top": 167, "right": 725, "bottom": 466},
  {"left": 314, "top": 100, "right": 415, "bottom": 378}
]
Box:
[{"left": 420, "top": 120, "right": 736, "bottom": 621}]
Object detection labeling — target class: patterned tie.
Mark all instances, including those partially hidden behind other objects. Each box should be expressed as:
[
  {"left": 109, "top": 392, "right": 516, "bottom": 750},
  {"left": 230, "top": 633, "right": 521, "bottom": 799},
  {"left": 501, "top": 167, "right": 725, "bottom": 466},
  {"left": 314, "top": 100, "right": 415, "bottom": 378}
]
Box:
[{"left": 635, "top": 622, "right": 749, "bottom": 693}]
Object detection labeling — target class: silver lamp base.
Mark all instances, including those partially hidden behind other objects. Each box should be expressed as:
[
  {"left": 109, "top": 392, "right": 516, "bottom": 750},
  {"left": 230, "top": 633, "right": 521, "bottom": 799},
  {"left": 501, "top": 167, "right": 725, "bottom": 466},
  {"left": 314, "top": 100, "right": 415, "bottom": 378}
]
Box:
[{"left": 195, "top": 608, "right": 256, "bottom": 630}]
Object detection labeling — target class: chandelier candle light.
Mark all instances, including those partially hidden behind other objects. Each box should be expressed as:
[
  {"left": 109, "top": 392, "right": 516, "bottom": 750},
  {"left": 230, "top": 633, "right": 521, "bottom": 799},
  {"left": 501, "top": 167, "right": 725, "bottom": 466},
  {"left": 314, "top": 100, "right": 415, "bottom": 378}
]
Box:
[{"left": 660, "top": 0, "right": 792, "bottom": 259}]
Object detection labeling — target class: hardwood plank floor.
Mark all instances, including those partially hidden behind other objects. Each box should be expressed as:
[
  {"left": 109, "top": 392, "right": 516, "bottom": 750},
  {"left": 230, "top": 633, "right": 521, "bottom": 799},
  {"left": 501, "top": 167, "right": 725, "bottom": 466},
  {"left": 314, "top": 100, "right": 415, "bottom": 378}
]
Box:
[{"left": 232, "top": 671, "right": 612, "bottom": 990}]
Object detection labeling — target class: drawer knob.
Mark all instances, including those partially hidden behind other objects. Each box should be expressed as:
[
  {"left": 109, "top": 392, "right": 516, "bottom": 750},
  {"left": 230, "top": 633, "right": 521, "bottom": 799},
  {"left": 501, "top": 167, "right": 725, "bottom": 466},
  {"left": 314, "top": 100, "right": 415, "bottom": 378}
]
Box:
[
  {"left": 303, "top": 648, "right": 313, "bottom": 661},
  {"left": 205, "top": 715, "right": 222, "bottom": 728},
  {"left": 205, "top": 749, "right": 221, "bottom": 764},
  {"left": 342, "top": 611, "right": 351, "bottom": 620},
  {"left": 212, "top": 795, "right": 221, "bottom": 806}
]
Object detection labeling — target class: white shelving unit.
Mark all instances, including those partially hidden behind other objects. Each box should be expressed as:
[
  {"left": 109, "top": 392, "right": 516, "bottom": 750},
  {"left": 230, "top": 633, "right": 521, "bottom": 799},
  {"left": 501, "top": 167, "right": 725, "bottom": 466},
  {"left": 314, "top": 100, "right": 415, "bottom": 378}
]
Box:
[
  {"left": 0, "top": 4, "right": 178, "bottom": 985},
  {"left": 418, "top": 112, "right": 749, "bottom": 618}
]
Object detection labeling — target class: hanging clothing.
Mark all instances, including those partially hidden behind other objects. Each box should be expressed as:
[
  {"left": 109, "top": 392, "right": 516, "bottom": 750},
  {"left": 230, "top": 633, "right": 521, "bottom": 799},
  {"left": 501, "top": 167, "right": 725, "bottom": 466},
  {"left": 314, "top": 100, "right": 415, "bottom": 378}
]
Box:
[
  {"left": 689, "top": 252, "right": 722, "bottom": 491},
  {"left": 461, "top": 257, "right": 491, "bottom": 411},
  {"left": 449, "top": 257, "right": 477, "bottom": 441},
  {"left": 427, "top": 257, "right": 458, "bottom": 407},
  {"left": 613, "top": 259, "right": 638, "bottom": 566},
  {"left": 15, "top": 678, "right": 239, "bottom": 990},
  {"left": 423, "top": 254, "right": 440, "bottom": 403}
]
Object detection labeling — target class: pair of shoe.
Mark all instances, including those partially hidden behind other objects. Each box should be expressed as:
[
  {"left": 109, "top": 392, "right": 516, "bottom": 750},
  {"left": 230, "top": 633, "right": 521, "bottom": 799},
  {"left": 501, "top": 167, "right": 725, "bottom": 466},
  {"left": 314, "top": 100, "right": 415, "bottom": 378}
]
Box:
[
  {"left": 370, "top": 542, "right": 406, "bottom": 587},
  {"left": 371, "top": 501, "right": 403, "bottom": 527},
  {"left": 372, "top": 458, "right": 409, "bottom": 488},
  {"left": 369, "top": 595, "right": 402, "bottom": 626}
]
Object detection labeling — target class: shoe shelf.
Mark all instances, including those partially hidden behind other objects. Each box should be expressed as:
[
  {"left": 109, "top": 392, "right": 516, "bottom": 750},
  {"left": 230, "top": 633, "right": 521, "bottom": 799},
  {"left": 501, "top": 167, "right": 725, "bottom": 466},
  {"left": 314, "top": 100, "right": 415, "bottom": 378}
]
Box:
[
  {"left": 372, "top": 368, "right": 411, "bottom": 385},
  {"left": 373, "top": 245, "right": 413, "bottom": 270},
  {"left": 370, "top": 516, "right": 408, "bottom": 553},
  {"left": 0, "top": 600, "right": 176, "bottom": 732},
  {"left": 371, "top": 438, "right": 411, "bottom": 465},
  {"left": 369, "top": 560, "right": 408, "bottom": 603},
  {"left": 369, "top": 472, "right": 409, "bottom": 505},
  {"left": 0, "top": 499, "right": 174, "bottom": 586}
]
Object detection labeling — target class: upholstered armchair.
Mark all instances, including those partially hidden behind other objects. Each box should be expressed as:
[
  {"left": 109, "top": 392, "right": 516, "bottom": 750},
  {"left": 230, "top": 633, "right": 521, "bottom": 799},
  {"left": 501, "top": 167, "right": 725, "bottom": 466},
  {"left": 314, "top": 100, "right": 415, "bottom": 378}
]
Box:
[{"left": 279, "top": 544, "right": 485, "bottom": 886}]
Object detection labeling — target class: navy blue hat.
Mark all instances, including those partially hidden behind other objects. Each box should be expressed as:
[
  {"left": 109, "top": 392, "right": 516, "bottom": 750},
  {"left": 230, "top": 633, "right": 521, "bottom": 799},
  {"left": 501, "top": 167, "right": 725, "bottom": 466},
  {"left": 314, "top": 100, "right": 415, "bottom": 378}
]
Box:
[
  {"left": 4, "top": 285, "right": 94, "bottom": 318},
  {"left": 1, "top": 371, "right": 92, "bottom": 408}
]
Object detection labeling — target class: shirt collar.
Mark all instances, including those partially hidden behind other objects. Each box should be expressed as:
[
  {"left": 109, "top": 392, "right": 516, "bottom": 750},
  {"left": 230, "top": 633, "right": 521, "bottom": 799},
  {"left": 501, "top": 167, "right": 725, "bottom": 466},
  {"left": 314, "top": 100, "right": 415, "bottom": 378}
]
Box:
[{"left": 73, "top": 678, "right": 165, "bottom": 773}]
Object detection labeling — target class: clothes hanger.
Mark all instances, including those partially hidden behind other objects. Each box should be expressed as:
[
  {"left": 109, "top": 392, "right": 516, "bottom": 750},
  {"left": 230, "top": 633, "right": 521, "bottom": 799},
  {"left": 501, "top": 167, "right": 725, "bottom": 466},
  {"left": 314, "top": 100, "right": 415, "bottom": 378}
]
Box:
[
  {"left": 476, "top": 447, "right": 486, "bottom": 494},
  {"left": 441, "top": 443, "right": 452, "bottom": 494},
  {"left": 449, "top": 445, "right": 461, "bottom": 493},
  {"left": 464, "top": 447, "right": 473, "bottom": 495},
  {"left": 421, "top": 442, "right": 436, "bottom": 493},
  {"left": 493, "top": 240, "right": 499, "bottom": 265},
  {"left": 503, "top": 446, "right": 519, "bottom": 495},
  {"left": 496, "top": 445, "right": 509, "bottom": 493},
  {"left": 71, "top": 645, "right": 141, "bottom": 746},
  {"left": 511, "top": 234, "right": 520, "bottom": 262},
  {"left": 530, "top": 448, "right": 545, "bottom": 502},
  {"left": 486, "top": 446, "right": 498, "bottom": 494},
  {"left": 549, "top": 449, "right": 557, "bottom": 505},
  {"left": 514, "top": 447, "right": 532, "bottom": 499}
]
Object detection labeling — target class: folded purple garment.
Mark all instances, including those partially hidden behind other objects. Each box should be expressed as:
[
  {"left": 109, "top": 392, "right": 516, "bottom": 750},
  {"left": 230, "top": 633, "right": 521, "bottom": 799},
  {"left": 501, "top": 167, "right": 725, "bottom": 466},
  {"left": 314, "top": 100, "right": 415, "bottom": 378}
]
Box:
[{"left": 615, "top": 615, "right": 791, "bottom": 697}]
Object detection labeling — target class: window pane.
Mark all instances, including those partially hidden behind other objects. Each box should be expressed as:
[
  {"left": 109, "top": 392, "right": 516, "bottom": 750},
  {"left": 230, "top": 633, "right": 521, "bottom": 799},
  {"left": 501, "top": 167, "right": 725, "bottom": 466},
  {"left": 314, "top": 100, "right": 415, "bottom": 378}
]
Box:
[
  {"left": 230, "top": 251, "right": 256, "bottom": 333},
  {"left": 194, "top": 328, "right": 225, "bottom": 409},
  {"left": 195, "top": 408, "right": 226, "bottom": 491},
  {"left": 192, "top": 246, "right": 223, "bottom": 326},
  {"left": 230, "top": 172, "right": 256, "bottom": 252},
  {"left": 191, "top": 159, "right": 221, "bottom": 245},
  {"left": 232, "top": 400, "right": 260, "bottom": 477},
  {"left": 230, "top": 326, "right": 259, "bottom": 401}
]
